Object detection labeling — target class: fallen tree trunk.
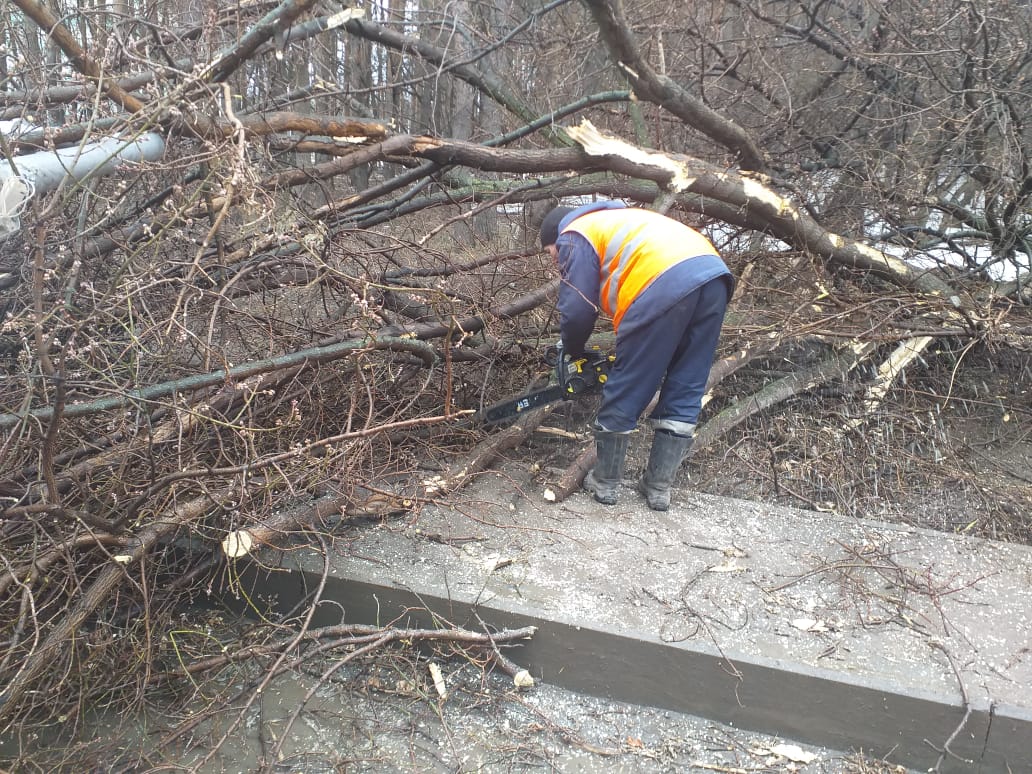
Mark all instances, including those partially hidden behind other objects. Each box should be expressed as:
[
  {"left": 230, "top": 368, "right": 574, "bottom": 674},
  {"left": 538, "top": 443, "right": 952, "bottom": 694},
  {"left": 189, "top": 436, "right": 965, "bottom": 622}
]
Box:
[
  {"left": 0, "top": 336, "right": 437, "bottom": 429},
  {"left": 543, "top": 443, "right": 597, "bottom": 504},
  {"left": 431, "top": 403, "right": 559, "bottom": 497},
  {"left": 695, "top": 340, "right": 878, "bottom": 449}
]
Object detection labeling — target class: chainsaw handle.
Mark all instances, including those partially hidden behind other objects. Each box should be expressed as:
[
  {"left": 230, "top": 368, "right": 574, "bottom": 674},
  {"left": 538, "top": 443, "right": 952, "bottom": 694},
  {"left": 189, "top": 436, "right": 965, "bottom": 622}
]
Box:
[{"left": 543, "top": 342, "right": 588, "bottom": 366}]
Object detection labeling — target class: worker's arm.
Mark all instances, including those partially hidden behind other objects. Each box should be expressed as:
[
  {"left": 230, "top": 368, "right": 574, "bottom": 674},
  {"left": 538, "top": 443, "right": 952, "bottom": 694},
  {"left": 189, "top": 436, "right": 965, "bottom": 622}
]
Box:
[{"left": 556, "top": 232, "right": 600, "bottom": 358}]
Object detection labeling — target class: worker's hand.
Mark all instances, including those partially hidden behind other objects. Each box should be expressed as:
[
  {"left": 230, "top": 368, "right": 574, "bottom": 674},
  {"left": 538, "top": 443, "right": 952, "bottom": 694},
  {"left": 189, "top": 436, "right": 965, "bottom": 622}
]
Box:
[
  {"left": 543, "top": 342, "right": 565, "bottom": 366},
  {"left": 563, "top": 340, "right": 588, "bottom": 360}
]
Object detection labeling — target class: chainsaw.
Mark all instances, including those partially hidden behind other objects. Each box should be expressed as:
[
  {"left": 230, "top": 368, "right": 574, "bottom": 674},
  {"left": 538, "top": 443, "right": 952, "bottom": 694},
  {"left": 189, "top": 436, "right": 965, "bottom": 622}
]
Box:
[{"left": 478, "top": 343, "right": 614, "bottom": 425}]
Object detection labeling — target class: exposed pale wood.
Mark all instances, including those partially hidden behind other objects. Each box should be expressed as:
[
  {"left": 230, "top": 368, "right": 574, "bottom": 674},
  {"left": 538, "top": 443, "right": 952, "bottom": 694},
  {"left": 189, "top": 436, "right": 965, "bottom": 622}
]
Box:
[
  {"left": 543, "top": 443, "right": 597, "bottom": 503},
  {"left": 844, "top": 336, "right": 935, "bottom": 430}
]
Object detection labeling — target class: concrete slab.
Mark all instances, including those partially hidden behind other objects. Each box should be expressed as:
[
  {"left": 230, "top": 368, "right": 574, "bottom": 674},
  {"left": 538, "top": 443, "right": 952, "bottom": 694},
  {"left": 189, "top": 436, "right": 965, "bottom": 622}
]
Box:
[{"left": 237, "top": 471, "right": 1032, "bottom": 773}]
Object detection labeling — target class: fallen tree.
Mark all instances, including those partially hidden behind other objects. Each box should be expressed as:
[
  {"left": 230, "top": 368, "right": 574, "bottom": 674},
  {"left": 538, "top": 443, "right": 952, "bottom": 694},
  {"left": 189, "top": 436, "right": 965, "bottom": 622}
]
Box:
[{"left": 1, "top": 0, "right": 1030, "bottom": 766}]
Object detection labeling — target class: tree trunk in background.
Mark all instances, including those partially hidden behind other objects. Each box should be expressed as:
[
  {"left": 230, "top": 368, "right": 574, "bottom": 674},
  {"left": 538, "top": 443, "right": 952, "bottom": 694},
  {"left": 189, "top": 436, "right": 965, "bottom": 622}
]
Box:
[
  {"left": 347, "top": 18, "right": 373, "bottom": 192},
  {"left": 468, "top": 0, "right": 505, "bottom": 242},
  {"left": 384, "top": 0, "right": 407, "bottom": 131}
]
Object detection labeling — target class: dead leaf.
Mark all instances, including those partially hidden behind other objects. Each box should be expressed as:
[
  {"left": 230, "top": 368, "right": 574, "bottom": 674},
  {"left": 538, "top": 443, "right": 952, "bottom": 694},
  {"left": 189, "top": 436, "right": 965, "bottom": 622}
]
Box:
[{"left": 766, "top": 743, "right": 819, "bottom": 763}]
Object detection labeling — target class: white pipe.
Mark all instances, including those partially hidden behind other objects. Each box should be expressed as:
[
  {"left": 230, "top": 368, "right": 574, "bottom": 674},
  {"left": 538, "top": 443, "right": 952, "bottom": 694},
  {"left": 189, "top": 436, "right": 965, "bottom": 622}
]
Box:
[
  {"left": 0, "top": 132, "right": 166, "bottom": 195},
  {"left": 0, "top": 131, "right": 165, "bottom": 235}
]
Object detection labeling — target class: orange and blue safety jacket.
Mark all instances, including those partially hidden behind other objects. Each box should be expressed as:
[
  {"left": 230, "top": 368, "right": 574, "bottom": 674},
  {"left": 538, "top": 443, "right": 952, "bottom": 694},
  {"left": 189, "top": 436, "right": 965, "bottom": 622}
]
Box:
[{"left": 554, "top": 201, "right": 733, "bottom": 356}]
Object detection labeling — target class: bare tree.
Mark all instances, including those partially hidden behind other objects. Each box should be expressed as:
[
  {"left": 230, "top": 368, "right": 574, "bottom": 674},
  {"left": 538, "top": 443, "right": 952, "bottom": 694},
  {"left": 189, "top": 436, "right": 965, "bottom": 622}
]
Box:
[{"left": 0, "top": 0, "right": 1029, "bottom": 763}]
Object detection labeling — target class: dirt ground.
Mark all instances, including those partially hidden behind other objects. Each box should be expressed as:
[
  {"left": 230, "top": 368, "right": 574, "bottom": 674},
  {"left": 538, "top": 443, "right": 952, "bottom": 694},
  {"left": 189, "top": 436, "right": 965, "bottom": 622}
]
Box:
[
  {"left": 85, "top": 629, "right": 911, "bottom": 773},
  {"left": 236, "top": 664, "right": 912, "bottom": 774}
]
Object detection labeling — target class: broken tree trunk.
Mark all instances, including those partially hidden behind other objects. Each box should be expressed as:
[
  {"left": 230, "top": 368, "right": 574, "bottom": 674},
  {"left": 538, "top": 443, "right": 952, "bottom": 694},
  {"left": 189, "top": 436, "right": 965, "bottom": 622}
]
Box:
[
  {"left": 430, "top": 403, "right": 559, "bottom": 497},
  {"left": 695, "top": 340, "right": 878, "bottom": 449}
]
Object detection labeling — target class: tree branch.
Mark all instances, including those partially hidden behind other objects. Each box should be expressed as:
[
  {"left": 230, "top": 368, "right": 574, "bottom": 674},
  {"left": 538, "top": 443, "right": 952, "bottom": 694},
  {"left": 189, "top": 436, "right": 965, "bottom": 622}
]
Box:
[
  {"left": 11, "top": 0, "right": 146, "bottom": 113},
  {"left": 201, "top": 0, "right": 322, "bottom": 84},
  {"left": 582, "top": 0, "right": 766, "bottom": 170}
]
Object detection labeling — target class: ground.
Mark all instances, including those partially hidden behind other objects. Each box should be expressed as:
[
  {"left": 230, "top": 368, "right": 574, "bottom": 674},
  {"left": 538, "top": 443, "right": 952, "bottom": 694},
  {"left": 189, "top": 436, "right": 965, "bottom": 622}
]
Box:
[{"left": 6, "top": 344, "right": 1029, "bottom": 774}]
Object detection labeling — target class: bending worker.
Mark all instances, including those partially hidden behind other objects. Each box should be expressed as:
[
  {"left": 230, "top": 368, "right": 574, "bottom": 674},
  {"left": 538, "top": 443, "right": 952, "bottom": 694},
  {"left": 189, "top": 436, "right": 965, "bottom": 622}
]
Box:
[{"left": 539, "top": 201, "right": 734, "bottom": 510}]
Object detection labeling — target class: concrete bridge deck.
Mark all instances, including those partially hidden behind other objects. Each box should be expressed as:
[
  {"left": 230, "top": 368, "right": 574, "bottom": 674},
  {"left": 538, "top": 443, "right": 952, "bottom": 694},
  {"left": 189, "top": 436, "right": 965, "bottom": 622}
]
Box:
[{"left": 240, "top": 471, "right": 1032, "bottom": 772}]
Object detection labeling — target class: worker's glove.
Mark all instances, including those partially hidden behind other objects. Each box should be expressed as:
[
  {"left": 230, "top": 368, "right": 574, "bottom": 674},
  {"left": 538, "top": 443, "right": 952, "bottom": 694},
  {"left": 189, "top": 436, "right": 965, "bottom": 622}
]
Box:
[{"left": 563, "top": 337, "right": 590, "bottom": 360}]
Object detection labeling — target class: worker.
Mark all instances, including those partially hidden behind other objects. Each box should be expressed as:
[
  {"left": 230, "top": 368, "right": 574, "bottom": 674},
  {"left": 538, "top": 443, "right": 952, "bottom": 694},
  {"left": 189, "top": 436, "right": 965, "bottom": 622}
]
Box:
[{"left": 539, "top": 201, "right": 733, "bottom": 510}]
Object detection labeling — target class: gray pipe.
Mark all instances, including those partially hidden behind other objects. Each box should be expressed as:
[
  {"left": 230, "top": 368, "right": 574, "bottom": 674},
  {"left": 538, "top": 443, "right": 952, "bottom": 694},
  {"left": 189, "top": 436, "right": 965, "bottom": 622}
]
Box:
[
  {"left": 0, "top": 132, "right": 166, "bottom": 195},
  {"left": 0, "top": 131, "right": 166, "bottom": 236}
]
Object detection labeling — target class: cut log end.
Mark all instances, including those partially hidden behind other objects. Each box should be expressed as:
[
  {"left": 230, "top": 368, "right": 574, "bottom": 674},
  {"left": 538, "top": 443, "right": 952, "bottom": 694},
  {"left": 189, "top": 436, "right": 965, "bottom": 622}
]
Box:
[{"left": 221, "top": 529, "right": 255, "bottom": 558}]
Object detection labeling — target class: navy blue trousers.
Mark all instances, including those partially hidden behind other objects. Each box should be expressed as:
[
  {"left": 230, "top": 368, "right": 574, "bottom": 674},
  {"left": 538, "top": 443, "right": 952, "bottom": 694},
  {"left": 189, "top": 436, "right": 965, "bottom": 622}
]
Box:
[{"left": 595, "top": 277, "right": 729, "bottom": 433}]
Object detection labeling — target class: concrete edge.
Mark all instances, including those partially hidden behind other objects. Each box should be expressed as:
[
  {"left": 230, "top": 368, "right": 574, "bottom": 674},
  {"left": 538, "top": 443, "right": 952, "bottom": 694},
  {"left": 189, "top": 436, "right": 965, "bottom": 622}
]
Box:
[{"left": 227, "top": 559, "right": 1031, "bottom": 774}]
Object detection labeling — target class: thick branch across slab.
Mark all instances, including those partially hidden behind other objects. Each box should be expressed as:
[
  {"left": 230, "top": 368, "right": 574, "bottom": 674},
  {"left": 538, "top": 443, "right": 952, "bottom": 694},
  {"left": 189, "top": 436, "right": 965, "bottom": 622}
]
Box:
[{"left": 0, "top": 280, "right": 558, "bottom": 429}]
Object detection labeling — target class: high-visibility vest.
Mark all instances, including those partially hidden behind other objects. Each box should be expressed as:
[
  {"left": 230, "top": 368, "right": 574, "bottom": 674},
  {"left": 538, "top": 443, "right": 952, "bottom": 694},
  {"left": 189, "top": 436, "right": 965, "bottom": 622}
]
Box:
[{"left": 562, "top": 208, "right": 718, "bottom": 330}]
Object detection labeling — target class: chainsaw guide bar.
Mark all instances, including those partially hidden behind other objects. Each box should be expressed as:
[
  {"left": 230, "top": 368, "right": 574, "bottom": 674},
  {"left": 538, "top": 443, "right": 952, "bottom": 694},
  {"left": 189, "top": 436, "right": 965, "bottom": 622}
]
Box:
[{"left": 478, "top": 346, "right": 614, "bottom": 425}]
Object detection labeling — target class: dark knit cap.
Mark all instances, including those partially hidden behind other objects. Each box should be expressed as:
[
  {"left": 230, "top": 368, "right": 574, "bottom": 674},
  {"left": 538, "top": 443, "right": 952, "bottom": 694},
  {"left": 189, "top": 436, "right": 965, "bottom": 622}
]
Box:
[{"left": 539, "top": 206, "right": 575, "bottom": 248}]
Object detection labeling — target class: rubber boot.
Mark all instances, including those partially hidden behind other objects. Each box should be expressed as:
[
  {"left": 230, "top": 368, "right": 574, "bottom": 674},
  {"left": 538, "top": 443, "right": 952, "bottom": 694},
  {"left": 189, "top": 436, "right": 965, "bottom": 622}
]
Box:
[
  {"left": 638, "top": 430, "right": 694, "bottom": 511},
  {"left": 583, "top": 431, "right": 630, "bottom": 505}
]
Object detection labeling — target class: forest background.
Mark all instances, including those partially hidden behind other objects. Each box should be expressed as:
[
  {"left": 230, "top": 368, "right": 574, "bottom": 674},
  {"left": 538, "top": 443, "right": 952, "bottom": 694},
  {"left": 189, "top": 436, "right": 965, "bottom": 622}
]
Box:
[{"left": 0, "top": 0, "right": 1030, "bottom": 769}]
